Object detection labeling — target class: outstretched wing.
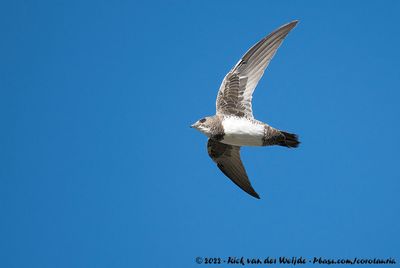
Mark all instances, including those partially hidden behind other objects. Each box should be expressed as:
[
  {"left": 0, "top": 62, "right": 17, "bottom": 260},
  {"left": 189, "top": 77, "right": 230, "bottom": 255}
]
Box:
[
  {"left": 216, "top": 21, "right": 298, "bottom": 118},
  {"left": 207, "top": 139, "right": 260, "bottom": 199}
]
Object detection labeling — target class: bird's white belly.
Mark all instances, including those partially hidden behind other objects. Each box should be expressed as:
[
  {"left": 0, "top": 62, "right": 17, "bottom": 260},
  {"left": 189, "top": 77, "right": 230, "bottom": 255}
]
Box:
[{"left": 221, "top": 117, "right": 264, "bottom": 146}]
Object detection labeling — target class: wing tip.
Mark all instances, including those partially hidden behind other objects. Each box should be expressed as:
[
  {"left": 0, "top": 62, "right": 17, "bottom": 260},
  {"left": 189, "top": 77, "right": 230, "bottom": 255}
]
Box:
[
  {"left": 285, "top": 20, "right": 299, "bottom": 30},
  {"left": 247, "top": 188, "right": 261, "bottom": 199}
]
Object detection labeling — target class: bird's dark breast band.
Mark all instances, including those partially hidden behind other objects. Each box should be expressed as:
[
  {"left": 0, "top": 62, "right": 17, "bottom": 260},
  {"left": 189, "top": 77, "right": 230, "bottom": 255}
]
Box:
[
  {"left": 209, "top": 116, "right": 225, "bottom": 141},
  {"left": 211, "top": 133, "right": 224, "bottom": 141}
]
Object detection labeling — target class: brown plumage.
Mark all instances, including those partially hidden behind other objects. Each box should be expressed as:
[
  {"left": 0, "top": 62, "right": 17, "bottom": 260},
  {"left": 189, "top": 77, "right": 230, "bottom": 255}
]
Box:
[{"left": 192, "top": 21, "right": 300, "bottom": 199}]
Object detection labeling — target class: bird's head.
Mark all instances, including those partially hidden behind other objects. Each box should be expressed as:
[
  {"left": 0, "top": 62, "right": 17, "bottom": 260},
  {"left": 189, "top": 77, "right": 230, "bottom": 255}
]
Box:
[{"left": 191, "top": 116, "right": 213, "bottom": 137}]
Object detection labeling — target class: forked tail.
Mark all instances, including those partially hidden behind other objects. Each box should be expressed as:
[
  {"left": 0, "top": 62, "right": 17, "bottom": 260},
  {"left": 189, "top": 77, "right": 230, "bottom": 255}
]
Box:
[{"left": 279, "top": 131, "right": 300, "bottom": 148}]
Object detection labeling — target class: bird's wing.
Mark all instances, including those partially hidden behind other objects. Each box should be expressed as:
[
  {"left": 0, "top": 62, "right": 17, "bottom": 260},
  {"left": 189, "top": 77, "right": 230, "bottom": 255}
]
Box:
[
  {"left": 216, "top": 20, "right": 298, "bottom": 118},
  {"left": 207, "top": 139, "right": 260, "bottom": 199}
]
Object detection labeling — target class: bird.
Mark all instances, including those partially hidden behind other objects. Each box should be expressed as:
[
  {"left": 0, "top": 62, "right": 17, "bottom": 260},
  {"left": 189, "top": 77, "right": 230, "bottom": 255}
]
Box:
[{"left": 191, "top": 21, "right": 300, "bottom": 199}]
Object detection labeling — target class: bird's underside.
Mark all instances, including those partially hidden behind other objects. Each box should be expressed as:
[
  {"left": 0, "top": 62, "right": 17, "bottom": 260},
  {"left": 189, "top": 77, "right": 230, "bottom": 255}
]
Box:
[
  {"left": 194, "top": 20, "right": 300, "bottom": 199},
  {"left": 207, "top": 120, "right": 299, "bottom": 199}
]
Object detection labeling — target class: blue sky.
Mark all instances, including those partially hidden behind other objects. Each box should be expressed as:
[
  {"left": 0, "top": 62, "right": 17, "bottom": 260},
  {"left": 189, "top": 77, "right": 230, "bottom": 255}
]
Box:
[{"left": 1, "top": 0, "right": 400, "bottom": 267}]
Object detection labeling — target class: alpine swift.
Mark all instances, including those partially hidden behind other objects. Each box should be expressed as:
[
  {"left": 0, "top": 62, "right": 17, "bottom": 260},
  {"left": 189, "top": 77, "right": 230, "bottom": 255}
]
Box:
[{"left": 191, "top": 21, "right": 300, "bottom": 199}]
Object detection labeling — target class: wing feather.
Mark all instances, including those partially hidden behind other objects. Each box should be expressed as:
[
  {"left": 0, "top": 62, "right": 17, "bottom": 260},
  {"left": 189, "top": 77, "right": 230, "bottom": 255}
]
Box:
[
  {"left": 216, "top": 21, "right": 298, "bottom": 118},
  {"left": 207, "top": 139, "right": 260, "bottom": 199}
]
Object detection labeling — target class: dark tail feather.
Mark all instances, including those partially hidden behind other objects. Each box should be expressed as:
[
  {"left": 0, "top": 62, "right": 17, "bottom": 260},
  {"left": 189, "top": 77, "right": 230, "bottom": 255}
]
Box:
[{"left": 279, "top": 131, "right": 300, "bottom": 148}]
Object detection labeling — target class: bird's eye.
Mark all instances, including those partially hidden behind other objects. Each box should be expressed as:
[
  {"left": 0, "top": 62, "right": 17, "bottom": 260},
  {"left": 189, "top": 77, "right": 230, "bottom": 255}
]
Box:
[{"left": 199, "top": 118, "right": 206, "bottom": 123}]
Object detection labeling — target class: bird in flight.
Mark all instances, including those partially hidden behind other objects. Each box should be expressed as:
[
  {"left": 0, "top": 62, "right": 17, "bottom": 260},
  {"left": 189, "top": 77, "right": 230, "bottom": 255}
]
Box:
[{"left": 191, "top": 21, "right": 300, "bottom": 199}]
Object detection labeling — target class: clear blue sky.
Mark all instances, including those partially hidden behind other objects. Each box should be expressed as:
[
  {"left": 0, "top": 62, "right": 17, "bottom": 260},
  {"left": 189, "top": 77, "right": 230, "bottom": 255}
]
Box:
[{"left": 1, "top": 0, "right": 399, "bottom": 267}]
